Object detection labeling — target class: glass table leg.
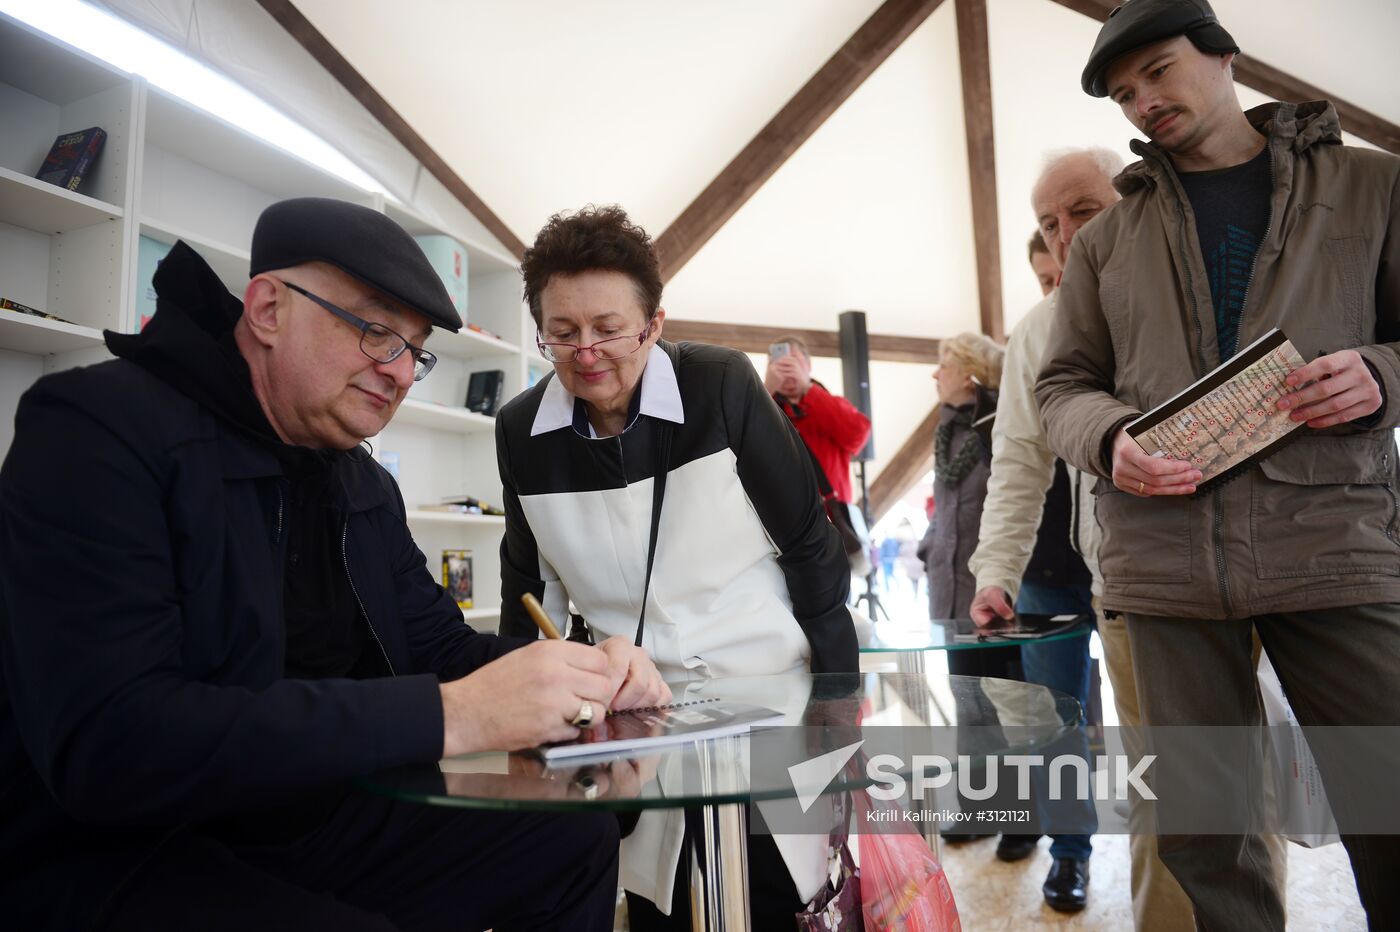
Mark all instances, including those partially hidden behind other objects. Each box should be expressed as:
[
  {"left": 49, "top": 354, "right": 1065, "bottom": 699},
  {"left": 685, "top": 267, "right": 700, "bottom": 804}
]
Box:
[
  {"left": 895, "top": 650, "right": 926, "bottom": 679},
  {"left": 894, "top": 652, "right": 943, "bottom": 853},
  {"left": 690, "top": 801, "right": 750, "bottom": 931}
]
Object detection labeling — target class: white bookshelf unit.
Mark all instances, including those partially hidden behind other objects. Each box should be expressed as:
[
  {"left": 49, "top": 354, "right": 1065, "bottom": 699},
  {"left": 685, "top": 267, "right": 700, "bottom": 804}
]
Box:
[{"left": 0, "top": 11, "right": 535, "bottom": 628}]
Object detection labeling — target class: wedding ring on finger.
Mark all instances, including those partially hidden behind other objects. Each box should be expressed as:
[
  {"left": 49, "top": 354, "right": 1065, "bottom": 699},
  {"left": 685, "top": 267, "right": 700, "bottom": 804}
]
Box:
[
  {"left": 1138, "top": 480, "right": 1145, "bottom": 495},
  {"left": 570, "top": 700, "right": 594, "bottom": 728}
]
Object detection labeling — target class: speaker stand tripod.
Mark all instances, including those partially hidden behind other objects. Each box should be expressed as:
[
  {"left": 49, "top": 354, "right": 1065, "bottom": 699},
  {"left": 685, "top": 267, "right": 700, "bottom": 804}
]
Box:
[{"left": 852, "top": 460, "right": 889, "bottom": 622}]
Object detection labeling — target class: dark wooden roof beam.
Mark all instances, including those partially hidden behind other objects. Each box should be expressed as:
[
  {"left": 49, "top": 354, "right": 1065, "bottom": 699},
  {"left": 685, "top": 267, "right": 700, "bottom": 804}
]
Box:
[
  {"left": 256, "top": 0, "right": 527, "bottom": 258},
  {"left": 661, "top": 319, "right": 941, "bottom": 364},
  {"left": 954, "top": 0, "right": 1004, "bottom": 341},
  {"left": 862, "top": 404, "right": 940, "bottom": 521},
  {"left": 655, "top": 0, "right": 947, "bottom": 282}
]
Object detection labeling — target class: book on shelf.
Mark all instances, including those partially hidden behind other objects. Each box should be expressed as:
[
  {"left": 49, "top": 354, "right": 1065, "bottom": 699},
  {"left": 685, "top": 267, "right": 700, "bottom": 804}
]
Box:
[
  {"left": 539, "top": 698, "right": 785, "bottom": 763},
  {"left": 433, "top": 495, "right": 506, "bottom": 516},
  {"left": 466, "top": 322, "right": 501, "bottom": 341},
  {"left": 1, "top": 299, "right": 71, "bottom": 324},
  {"left": 418, "top": 503, "right": 485, "bottom": 514},
  {"left": 1126, "top": 328, "right": 1307, "bottom": 494},
  {"left": 442, "top": 549, "right": 473, "bottom": 608},
  {"left": 34, "top": 126, "right": 107, "bottom": 193}
]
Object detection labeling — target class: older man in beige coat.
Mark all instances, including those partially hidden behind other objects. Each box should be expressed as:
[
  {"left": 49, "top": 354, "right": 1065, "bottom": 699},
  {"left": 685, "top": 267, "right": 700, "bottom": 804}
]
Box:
[{"left": 969, "top": 148, "right": 1199, "bottom": 931}]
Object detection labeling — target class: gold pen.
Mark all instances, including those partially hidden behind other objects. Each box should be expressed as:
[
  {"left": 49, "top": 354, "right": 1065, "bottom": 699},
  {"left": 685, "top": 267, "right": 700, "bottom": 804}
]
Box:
[{"left": 520, "top": 593, "right": 563, "bottom": 640}]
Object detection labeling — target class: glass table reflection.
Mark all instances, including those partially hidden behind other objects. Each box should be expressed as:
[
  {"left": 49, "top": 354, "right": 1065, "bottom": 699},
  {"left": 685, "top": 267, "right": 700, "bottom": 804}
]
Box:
[{"left": 359, "top": 672, "right": 1078, "bottom": 932}]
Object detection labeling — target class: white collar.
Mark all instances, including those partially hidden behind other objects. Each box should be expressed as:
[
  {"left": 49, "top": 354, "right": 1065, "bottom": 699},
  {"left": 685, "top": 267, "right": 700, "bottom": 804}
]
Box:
[{"left": 530, "top": 343, "right": 685, "bottom": 438}]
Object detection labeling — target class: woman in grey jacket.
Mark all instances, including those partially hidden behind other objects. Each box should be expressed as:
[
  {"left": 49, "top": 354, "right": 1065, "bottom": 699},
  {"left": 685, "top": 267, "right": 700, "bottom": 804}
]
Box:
[{"left": 919, "top": 332, "right": 1005, "bottom": 624}]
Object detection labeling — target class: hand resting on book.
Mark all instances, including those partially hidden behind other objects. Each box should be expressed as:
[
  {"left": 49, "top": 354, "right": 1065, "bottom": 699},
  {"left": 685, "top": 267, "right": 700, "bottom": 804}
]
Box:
[
  {"left": 1112, "top": 427, "right": 1202, "bottom": 497},
  {"left": 1278, "top": 349, "right": 1382, "bottom": 430},
  {"left": 971, "top": 585, "right": 1016, "bottom": 627},
  {"left": 598, "top": 635, "right": 672, "bottom": 712}
]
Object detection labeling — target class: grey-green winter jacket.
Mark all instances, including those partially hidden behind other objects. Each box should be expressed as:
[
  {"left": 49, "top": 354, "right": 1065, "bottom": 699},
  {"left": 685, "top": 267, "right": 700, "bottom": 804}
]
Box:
[{"left": 1036, "top": 101, "right": 1400, "bottom": 619}]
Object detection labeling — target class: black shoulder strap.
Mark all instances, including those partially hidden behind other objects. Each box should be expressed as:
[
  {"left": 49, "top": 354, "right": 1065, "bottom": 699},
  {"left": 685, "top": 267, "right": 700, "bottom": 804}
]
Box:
[
  {"left": 635, "top": 420, "right": 670, "bottom": 647},
  {"left": 634, "top": 346, "right": 682, "bottom": 647}
]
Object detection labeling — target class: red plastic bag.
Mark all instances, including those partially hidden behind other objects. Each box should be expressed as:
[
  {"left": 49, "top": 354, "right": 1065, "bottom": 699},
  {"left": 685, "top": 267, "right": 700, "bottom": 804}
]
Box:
[{"left": 856, "top": 791, "right": 961, "bottom": 932}]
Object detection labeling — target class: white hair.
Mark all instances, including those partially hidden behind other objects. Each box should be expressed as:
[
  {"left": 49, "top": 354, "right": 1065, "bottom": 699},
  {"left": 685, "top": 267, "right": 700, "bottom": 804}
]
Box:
[{"left": 1034, "top": 147, "right": 1126, "bottom": 195}]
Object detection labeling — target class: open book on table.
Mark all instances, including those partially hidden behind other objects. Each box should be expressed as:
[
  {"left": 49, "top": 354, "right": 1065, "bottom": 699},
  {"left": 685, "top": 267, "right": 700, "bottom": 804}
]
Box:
[
  {"left": 1125, "top": 328, "right": 1308, "bottom": 494},
  {"left": 538, "top": 698, "right": 785, "bottom": 763}
]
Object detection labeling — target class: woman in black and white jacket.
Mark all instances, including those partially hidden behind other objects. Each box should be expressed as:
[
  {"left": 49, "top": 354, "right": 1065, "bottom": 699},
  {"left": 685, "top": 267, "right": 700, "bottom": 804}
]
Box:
[{"left": 496, "top": 205, "right": 856, "bottom": 929}]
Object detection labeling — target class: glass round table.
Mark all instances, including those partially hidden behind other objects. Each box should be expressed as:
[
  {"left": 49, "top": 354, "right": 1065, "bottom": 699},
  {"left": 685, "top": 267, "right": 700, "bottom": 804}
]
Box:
[
  {"left": 862, "top": 613, "right": 1094, "bottom": 676},
  {"left": 360, "top": 671, "right": 1079, "bottom": 931}
]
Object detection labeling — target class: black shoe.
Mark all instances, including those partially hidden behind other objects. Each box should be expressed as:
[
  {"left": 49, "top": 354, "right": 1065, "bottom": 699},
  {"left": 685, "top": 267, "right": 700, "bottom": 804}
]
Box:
[
  {"left": 1042, "top": 857, "right": 1089, "bottom": 912},
  {"left": 995, "top": 833, "right": 1040, "bottom": 862},
  {"left": 938, "top": 827, "right": 992, "bottom": 842}
]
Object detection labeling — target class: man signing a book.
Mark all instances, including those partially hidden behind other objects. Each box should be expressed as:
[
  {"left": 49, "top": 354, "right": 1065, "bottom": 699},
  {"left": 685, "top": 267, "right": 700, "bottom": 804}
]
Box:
[
  {"left": 0, "top": 197, "right": 667, "bottom": 931},
  {"left": 1035, "top": 0, "right": 1400, "bottom": 928}
]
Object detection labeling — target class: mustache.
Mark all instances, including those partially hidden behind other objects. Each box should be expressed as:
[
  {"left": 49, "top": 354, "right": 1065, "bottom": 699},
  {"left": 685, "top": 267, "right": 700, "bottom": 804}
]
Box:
[{"left": 1147, "top": 108, "right": 1183, "bottom": 136}]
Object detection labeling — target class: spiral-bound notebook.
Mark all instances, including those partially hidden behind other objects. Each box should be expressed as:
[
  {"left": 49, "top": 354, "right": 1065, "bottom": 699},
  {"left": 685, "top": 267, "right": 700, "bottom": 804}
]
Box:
[
  {"left": 539, "top": 698, "right": 785, "bottom": 762},
  {"left": 1126, "top": 328, "right": 1308, "bottom": 495}
]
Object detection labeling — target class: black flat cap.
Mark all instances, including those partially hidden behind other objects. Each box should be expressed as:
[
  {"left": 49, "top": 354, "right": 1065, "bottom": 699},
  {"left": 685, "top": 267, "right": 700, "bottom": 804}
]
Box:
[
  {"left": 250, "top": 197, "right": 462, "bottom": 332},
  {"left": 1082, "top": 0, "right": 1238, "bottom": 98}
]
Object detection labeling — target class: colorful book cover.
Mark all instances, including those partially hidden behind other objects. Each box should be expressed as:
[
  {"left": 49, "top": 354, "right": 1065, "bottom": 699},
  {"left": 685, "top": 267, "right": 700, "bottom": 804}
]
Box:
[
  {"left": 1, "top": 298, "right": 70, "bottom": 324},
  {"left": 1127, "top": 328, "right": 1306, "bottom": 494},
  {"left": 35, "top": 127, "right": 107, "bottom": 193},
  {"left": 442, "top": 549, "right": 473, "bottom": 609},
  {"left": 540, "top": 698, "right": 785, "bottom": 762}
]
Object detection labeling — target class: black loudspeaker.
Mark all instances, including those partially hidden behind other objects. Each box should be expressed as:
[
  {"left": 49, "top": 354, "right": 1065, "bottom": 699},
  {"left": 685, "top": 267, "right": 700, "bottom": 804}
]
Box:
[
  {"left": 838, "top": 310, "right": 874, "bottom": 462},
  {"left": 466, "top": 369, "right": 505, "bottom": 416}
]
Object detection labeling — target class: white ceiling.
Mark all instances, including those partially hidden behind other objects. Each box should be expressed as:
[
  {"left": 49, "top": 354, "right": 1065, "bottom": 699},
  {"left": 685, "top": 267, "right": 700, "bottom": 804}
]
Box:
[{"left": 291, "top": 0, "right": 886, "bottom": 239}]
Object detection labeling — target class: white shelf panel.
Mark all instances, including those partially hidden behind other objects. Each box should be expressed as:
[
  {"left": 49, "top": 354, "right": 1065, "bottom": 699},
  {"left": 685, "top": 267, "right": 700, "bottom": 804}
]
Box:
[
  {"left": 0, "top": 165, "right": 122, "bottom": 234},
  {"left": 144, "top": 88, "right": 368, "bottom": 203},
  {"left": 431, "top": 325, "right": 520, "bottom": 361},
  {"left": 0, "top": 309, "right": 105, "bottom": 355},
  {"left": 0, "top": 13, "right": 130, "bottom": 103},
  {"left": 405, "top": 510, "right": 506, "bottom": 526},
  {"left": 394, "top": 398, "right": 496, "bottom": 434},
  {"left": 462, "top": 606, "right": 500, "bottom": 621},
  {"left": 140, "top": 217, "right": 250, "bottom": 292}
]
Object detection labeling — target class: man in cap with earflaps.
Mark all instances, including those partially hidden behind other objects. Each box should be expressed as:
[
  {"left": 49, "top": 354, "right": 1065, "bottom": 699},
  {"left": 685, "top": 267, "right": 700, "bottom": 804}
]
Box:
[
  {"left": 1036, "top": 0, "right": 1400, "bottom": 927},
  {"left": 0, "top": 196, "right": 668, "bottom": 930}
]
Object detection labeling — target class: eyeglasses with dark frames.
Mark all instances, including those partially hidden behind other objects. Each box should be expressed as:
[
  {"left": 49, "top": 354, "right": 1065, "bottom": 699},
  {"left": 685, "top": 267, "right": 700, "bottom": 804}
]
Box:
[
  {"left": 536, "top": 322, "right": 652, "bottom": 363},
  {"left": 281, "top": 281, "right": 437, "bottom": 381}
]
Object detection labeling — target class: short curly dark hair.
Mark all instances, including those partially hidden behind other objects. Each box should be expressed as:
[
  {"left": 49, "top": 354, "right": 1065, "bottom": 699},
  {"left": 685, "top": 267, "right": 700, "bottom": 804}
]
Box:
[{"left": 521, "top": 205, "right": 663, "bottom": 329}]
